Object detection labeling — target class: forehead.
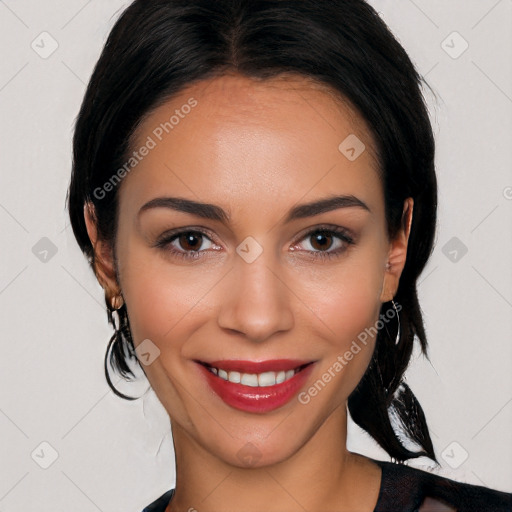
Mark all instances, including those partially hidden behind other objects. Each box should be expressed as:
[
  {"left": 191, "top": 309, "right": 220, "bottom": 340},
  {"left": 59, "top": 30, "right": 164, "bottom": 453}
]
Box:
[{"left": 120, "top": 72, "right": 382, "bottom": 222}]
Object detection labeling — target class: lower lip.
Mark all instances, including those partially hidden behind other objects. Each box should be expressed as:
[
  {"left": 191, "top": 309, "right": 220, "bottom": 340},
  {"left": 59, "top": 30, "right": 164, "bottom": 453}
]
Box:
[{"left": 198, "top": 363, "right": 315, "bottom": 413}]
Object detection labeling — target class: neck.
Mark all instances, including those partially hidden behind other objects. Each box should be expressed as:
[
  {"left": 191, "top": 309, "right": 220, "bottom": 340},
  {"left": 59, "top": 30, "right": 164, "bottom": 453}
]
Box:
[{"left": 167, "top": 404, "right": 381, "bottom": 512}]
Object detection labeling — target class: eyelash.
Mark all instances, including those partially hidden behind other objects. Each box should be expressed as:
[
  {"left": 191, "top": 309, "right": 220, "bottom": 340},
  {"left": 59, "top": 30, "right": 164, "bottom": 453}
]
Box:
[{"left": 154, "top": 225, "right": 355, "bottom": 261}]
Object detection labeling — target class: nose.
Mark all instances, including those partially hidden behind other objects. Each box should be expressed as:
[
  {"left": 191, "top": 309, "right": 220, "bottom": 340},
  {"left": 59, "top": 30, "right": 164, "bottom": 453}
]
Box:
[{"left": 217, "top": 251, "right": 294, "bottom": 343}]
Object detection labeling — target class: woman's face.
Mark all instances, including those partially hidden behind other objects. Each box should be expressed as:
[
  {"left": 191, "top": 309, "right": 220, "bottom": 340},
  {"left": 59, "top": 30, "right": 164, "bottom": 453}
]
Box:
[{"left": 86, "top": 73, "right": 411, "bottom": 468}]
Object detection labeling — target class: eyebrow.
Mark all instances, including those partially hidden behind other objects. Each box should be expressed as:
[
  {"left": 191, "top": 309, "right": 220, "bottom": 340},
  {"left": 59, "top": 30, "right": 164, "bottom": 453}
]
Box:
[{"left": 138, "top": 194, "right": 370, "bottom": 223}]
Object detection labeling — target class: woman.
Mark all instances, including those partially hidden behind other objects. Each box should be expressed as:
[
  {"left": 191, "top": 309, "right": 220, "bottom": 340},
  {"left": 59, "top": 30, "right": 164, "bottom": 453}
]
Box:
[{"left": 66, "top": 1, "right": 512, "bottom": 511}]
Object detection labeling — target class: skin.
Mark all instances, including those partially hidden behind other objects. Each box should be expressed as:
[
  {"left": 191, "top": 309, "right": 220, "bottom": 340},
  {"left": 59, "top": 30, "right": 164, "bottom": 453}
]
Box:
[{"left": 84, "top": 72, "right": 413, "bottom": 512}]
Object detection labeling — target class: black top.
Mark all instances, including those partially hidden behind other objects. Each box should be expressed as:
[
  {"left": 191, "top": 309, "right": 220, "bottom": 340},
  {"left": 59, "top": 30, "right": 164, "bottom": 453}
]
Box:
[{"left": 141, "top": 458, "right": 512, "bottom": 511}]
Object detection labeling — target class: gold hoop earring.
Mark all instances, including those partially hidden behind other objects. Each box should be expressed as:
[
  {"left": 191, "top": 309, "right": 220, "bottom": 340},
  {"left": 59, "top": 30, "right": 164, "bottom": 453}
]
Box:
[{"left": 109, "top": 293, "right": 124, "bottom": 332}]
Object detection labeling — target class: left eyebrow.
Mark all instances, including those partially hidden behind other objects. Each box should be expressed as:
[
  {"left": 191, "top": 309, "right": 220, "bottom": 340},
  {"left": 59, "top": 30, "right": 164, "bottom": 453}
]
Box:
[{"left": 284, "top": 194, "right": 370, "bottom": 222}]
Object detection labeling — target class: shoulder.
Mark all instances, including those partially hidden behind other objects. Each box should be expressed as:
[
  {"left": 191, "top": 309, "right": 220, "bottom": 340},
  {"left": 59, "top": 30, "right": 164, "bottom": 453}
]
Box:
[
  {"left": 141, "top": 489, "right": 174, "bottom": 512},
  {"left": 372, "top": 459, "right": 512, "bottom": 512}
]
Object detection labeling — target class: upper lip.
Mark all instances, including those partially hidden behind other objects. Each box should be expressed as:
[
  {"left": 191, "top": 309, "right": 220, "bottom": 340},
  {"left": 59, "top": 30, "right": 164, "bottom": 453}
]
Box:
[{"left": 197, "top": 359, "right": 314, "bottom": 373}]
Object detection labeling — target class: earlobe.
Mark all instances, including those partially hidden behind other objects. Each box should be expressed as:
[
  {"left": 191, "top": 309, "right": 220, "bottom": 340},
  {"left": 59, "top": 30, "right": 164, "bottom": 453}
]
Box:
[
  {"left": 380, "top": 198, "right": 414, "bottom": 303},
  {"left": 83, "top": 201, "right": 120, "bottom": 299}
]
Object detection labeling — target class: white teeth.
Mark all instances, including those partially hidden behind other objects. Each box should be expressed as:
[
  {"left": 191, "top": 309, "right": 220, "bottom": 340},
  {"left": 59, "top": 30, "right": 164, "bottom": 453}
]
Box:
[
  {"left": 208, "top": 366, "right": 301, "bottom": 387},
  {"left": 240, "top": 373, "right": 259, "bottom": 387},
  {"left": 258, "top": 371, "right": 276, "bottom": 387},
  {"left": 229, "top": 371, "right": 241, "bottom": 383}
]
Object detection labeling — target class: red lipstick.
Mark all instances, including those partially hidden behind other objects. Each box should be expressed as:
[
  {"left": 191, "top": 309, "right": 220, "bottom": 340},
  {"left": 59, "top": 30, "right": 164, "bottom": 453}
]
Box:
[{"left": 196, "top": 359, "right": 315, "bottom": 413}]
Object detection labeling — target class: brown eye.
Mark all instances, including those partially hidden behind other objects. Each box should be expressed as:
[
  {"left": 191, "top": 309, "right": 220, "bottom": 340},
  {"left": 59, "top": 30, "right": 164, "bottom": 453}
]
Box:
[
  {"left": 290, "top": 226, "right": 354, "bottom": 261},
  {"left": 155, "top": 229, "right": 219, "bottom": 260},
  {"left": 178, "top": 232, "right": 204, "bottom": 251},
  {"left": 309, "top": 231, "right": 334, "bottom": 251}
]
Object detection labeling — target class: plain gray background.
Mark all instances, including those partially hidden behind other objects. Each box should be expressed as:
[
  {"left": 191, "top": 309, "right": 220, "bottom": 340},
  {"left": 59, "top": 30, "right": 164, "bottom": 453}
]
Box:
[{"left": 1, "top": 1, "right": 511, "bottom": 510}]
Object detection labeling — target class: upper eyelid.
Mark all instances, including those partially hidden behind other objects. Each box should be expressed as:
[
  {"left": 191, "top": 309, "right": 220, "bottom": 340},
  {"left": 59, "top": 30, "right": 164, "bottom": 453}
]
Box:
[
  {"left": 291, "top": 224, "right": 354, "bottom": 244},
  {"left": 156, "top": 226, "right": 219, "bottom": 245}
]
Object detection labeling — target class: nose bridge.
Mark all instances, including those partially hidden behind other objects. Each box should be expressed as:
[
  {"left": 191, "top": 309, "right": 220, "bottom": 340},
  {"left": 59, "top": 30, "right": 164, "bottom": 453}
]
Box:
[{"left": 217, "top": 244, "right": 294, "bottom": 342}]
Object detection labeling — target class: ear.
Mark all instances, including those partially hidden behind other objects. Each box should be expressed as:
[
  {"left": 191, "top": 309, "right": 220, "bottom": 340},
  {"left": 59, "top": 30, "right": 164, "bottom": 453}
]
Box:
[
  {"left": 380, "top": 198, "right": 414, "bottom": 303},
  {"left": 84, "top": 202, "right": 121, "bottom": 307}
]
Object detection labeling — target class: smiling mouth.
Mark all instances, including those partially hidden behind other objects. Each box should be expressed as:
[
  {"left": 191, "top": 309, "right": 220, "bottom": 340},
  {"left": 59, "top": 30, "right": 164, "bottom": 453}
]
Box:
[{"left": 196, "top": 360, "right": 313, "bottom": 388}]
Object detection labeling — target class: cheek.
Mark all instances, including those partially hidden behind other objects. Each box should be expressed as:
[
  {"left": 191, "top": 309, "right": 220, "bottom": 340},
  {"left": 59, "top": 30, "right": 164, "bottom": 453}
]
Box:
[
  {"left": 294, "top": 254, "right": 384, "bottom": 396},
  {"left": 299, "top": 254, "right": 384, "bottom": 342},
  {"left": 117, "top": 243, "right": 221, "bottom": 351}
]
